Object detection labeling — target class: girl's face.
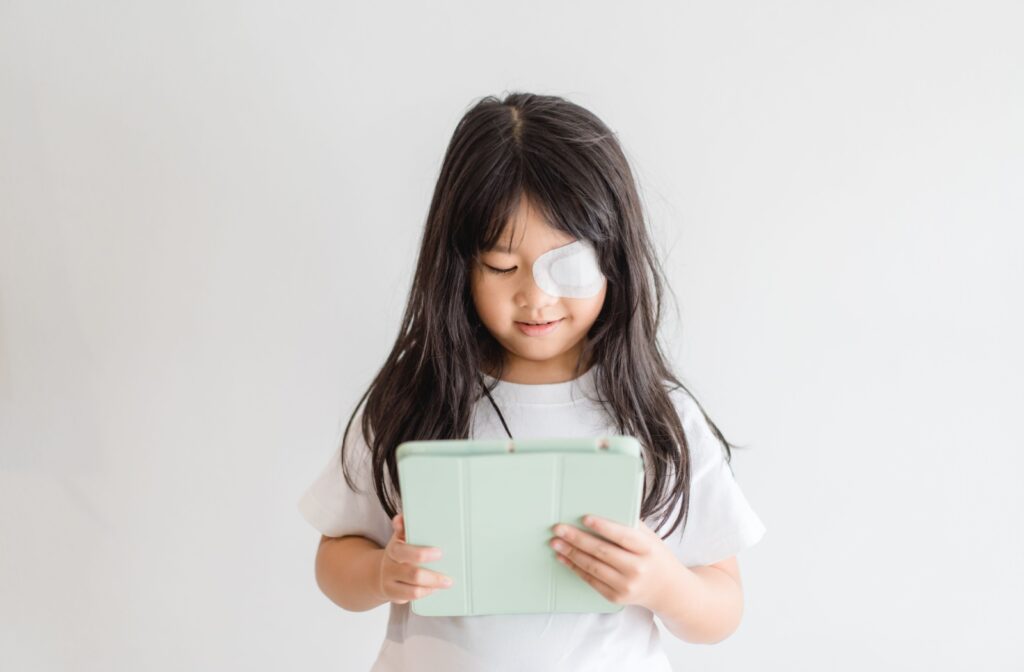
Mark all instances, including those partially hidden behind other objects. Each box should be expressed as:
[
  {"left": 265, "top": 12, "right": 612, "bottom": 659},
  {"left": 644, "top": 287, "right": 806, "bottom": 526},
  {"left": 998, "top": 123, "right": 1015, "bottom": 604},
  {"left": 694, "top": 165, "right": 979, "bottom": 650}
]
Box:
[{"left": 470, "top": 195, "right": 607, "bottom": 384}]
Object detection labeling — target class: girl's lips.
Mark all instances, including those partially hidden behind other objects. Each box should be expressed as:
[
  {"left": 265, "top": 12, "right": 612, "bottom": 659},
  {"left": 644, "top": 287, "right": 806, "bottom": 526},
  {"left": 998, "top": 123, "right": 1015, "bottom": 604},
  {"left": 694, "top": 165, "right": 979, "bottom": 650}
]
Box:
[{"left": 515, "top": 318, "right": 564, "bottom": 336}]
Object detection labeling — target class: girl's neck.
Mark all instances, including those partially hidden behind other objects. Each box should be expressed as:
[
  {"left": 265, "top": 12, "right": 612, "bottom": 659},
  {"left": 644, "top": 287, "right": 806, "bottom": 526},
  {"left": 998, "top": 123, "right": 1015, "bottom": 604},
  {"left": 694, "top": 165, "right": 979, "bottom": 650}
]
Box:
[{"left": 484, "top": 348, "right": 594, "bottom": 385}]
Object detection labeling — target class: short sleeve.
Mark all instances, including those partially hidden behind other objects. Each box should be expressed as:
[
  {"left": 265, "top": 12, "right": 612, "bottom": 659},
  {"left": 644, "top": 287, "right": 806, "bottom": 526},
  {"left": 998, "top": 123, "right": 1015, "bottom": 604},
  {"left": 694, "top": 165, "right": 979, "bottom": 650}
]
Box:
[
  {"left": 646, "top": 388, "right": 767, "bottom": 567},
  {"left": 296, "top": 410, "right": 394, "bottom": 548}
]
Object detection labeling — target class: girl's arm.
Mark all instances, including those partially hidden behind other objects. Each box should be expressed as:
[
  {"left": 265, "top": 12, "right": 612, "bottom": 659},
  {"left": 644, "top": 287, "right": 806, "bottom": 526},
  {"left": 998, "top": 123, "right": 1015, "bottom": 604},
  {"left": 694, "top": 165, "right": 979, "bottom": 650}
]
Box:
[
  {"left": 314, "top": 535, "right": 388, "bottom": 612},
  {"left": 651, "top": 556, "right": 744, "bottom": 644},
  {"left": 549, "top": 516, "right": 747, "bottom": 645},
  {"left": 313, "top": 516, "right": 453, "bottom": 612}
]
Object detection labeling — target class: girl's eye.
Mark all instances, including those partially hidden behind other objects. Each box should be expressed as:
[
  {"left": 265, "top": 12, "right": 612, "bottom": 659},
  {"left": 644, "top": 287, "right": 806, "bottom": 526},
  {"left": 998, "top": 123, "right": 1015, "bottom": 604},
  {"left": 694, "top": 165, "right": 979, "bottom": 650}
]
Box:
[{"left": 485, "top": 264, "right": 516, "bottom": 275}]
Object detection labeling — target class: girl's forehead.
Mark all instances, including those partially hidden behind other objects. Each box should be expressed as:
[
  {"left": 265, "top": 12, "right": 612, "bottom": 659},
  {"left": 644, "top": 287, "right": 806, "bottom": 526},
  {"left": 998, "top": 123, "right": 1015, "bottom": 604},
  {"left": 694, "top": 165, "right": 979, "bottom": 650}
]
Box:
[
  {"left": 482, "top": 191, "right": 576, "bottom": 251},
  {"left": 486, "top": 218, "right": 575, "bottom": 254}
]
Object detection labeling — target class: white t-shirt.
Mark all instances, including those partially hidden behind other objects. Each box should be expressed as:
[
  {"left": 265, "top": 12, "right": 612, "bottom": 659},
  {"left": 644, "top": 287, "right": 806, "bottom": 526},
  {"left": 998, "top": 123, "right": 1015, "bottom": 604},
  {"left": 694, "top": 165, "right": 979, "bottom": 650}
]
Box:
[{"left": 298, "top": 365, "right": 766, "bottom": 671}]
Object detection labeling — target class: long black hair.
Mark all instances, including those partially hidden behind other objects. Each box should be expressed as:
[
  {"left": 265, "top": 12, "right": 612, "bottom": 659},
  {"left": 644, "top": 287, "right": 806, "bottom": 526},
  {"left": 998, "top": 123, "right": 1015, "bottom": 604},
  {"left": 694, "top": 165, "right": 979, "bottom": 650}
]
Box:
[{"left": 339, "top": 92, "right": 741, "bottom": 540}]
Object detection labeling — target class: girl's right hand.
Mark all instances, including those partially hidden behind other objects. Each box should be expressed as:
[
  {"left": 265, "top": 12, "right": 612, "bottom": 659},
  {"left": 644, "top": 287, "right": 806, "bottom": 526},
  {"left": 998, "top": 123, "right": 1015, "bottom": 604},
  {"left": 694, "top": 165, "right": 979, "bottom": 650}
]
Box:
[{"left": 378, "top": 513, "right": 454, "bottom": 604}]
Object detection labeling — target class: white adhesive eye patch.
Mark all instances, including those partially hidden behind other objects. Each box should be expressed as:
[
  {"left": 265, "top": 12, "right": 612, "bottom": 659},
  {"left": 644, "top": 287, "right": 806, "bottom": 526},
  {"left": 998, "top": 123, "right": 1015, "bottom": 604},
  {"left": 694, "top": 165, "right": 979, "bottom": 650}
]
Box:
[{"left": 532, "top": 240, "right": 605, "bottom": 298}]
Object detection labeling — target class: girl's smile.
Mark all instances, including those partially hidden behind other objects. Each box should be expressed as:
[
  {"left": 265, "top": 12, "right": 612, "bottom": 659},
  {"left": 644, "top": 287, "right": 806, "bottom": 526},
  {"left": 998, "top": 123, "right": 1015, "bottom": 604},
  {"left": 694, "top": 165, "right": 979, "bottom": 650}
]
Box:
[{"left": 514, "top": 317, "right": 565, "bottom": 336}]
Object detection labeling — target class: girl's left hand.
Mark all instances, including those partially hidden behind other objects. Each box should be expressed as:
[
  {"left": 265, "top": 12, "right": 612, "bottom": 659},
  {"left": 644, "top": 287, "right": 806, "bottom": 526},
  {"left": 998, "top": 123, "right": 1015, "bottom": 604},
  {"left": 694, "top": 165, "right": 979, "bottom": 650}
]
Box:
[{"left": 549, "top": 514, "right": 688, "bottom": 613}]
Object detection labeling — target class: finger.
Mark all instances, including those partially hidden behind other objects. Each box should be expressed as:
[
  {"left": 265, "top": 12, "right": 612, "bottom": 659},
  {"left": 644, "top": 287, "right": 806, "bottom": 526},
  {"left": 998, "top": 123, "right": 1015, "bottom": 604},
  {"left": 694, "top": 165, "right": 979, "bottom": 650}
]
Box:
[
  {"left": 579, "top": 515, "right": 651, "bottom": 554},
  {"left": 552, "top": 540, "right": 627, "bottom": 592},
  {"left": 393, "top": 514, "right": 405, "bottom": 542},
  {"left": 387, "top": 579, "right": 437, "bottom": 602},
  {"left": 552, "top": 524, "right": 637, "bottom": 575},
  {"left": 387, "top": 539, "right": 443, "bottom": 565},
  {"left": 556, "top": 553, "right": 619, "bottom": 603},
  {"left": 401, "top": 564, "right": 454, "bottom": 588}
]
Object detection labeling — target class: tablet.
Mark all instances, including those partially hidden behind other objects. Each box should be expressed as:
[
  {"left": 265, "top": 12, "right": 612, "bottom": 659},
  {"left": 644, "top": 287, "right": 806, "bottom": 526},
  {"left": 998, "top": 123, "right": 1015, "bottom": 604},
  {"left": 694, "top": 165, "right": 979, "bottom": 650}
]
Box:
[{"left": 396, "top": 436, "right": 644, "bottom": 617}]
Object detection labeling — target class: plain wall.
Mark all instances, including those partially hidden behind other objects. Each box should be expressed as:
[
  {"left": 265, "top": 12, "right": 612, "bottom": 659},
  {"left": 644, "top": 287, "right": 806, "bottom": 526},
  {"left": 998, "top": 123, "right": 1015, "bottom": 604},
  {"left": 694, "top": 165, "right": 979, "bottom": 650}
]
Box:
[{"left": 2, "top": 1, "right": 1022, "bottom": 669}]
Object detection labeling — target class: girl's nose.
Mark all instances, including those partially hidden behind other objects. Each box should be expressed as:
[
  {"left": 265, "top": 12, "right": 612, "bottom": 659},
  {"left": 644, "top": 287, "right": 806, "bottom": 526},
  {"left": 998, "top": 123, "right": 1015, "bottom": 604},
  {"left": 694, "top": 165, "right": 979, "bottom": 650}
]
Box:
[{"left": 514, "top": 269, "right": 558, "bottom": 309}]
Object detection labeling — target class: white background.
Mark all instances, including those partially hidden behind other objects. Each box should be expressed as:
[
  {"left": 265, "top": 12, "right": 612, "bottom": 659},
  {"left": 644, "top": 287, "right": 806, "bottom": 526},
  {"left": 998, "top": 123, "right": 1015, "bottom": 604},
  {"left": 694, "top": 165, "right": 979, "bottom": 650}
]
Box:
[{"left": 2, "top": 1, "right": 1022, "bottom": 670}]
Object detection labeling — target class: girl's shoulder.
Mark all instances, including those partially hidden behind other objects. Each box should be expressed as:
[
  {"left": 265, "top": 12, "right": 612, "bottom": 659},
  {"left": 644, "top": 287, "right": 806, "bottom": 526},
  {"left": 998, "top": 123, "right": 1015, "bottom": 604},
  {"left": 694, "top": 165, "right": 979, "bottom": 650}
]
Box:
[
  {"left": 663, "top": 381, "right": 698, "bottom": 416},
  {"left": 662, "top": 382, "right": 722, "bottom": 461},
  {"left": 339, "top": 404, "right": 375, "bottom": 473}
]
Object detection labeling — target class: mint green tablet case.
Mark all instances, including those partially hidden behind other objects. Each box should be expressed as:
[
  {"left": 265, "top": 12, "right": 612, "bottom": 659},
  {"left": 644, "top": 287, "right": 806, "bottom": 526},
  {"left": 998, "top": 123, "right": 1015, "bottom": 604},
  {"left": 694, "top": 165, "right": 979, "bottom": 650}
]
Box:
[{"left": 396, "top": 436, "right": 643, "bottom": 617}]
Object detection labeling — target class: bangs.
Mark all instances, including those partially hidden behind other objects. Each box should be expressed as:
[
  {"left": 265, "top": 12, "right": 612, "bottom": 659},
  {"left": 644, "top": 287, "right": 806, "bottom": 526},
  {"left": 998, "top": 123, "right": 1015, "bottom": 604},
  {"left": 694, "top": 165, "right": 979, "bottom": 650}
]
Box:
[{"left": 467, "top": 162, "right": 612, "bottom": 260}]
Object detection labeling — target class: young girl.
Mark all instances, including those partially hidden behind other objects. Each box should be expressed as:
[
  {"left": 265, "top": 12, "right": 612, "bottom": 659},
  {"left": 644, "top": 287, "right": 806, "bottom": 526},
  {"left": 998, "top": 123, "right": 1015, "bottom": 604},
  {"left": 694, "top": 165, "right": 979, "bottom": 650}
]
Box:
[{"left": 298, "top": 92, "right": 766, "bottom": 671}]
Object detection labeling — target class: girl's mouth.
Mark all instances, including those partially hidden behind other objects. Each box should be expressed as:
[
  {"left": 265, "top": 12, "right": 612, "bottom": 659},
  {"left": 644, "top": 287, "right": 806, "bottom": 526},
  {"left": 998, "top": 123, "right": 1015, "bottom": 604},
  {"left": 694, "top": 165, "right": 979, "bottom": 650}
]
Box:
[{"left": 515, "top": 318, "right": 564, "bottom": 336}]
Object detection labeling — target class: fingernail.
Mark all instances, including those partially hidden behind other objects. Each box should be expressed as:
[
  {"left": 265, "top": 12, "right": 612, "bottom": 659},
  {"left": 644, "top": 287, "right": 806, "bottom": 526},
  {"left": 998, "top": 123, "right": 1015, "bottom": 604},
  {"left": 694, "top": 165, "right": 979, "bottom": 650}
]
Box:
[{"left": 442, "top": 577, "right": 453, "bottom": 586}]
